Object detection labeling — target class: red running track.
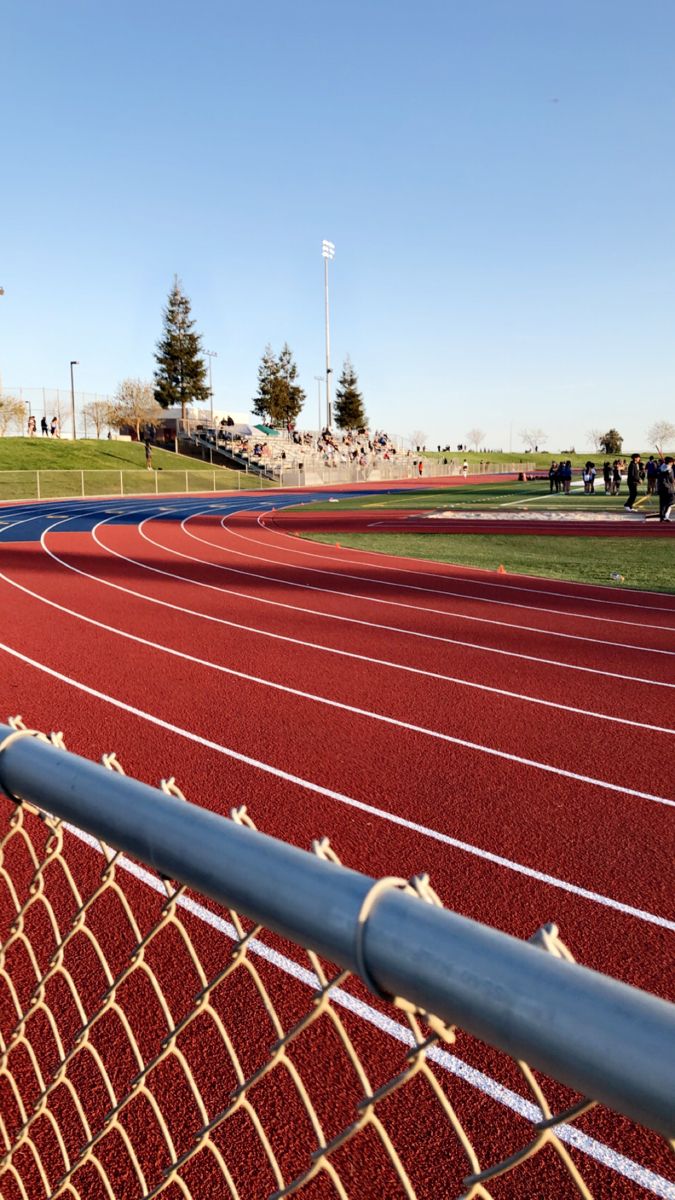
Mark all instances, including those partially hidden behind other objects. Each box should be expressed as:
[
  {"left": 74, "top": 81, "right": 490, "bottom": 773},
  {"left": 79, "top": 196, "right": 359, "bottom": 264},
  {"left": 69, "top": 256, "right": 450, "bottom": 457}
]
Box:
[
  {"left": 266, "top": 509, "right": 675, "bottom": 538},
  {"left": 0, "top": 491, "right": 673, "bottom": 1199}
]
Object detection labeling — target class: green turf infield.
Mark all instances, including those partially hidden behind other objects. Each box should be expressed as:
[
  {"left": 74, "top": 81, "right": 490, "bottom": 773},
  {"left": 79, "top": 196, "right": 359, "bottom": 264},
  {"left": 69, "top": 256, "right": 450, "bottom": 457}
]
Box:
[
  {"left": 301, "top": 531, "right": 674, "bottom": 593},
  {"left": 298, "top": 479, "right": 661, "bottom": 515}
]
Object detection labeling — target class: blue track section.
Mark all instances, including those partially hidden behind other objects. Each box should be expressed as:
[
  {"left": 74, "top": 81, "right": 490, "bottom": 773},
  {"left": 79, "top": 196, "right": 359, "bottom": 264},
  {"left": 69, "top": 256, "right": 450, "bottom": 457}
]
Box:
[{"left": 0, "top": 490, "right": 388, "bottom": 543}]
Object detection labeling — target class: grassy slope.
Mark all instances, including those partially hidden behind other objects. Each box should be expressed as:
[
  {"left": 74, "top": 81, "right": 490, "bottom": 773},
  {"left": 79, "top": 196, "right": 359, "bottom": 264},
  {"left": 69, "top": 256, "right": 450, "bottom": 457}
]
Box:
[
  {"left": 423, "top": 448, "right": 656, "bottom": 468},
  {"left": 301, "top": 531, "right": 674, "bottom": 593},
  {"left": 0, "top": 438, "right": 216, "bottom": 471}
]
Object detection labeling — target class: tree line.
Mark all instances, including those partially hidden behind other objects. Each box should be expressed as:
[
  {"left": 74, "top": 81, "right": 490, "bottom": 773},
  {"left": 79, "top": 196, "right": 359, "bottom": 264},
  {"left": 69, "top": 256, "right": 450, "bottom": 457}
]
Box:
[{"left": 149, "top": 276, "right": 368, "bottom": 431}]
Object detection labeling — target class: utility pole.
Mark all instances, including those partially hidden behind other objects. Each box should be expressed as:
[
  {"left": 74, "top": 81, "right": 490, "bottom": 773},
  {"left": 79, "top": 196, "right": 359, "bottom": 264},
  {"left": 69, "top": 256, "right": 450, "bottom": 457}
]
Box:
[
  {"left": 70, "top": 361, "right": 79, "bottom": 439},
  {"left": 314, "top": 375, "right": 324, "bottom": 432},
  {"left": 321, "top": 240, "right": 335, "bottom": 427},
  {"left": 205, "top": 349, "right": 218, "bottom": 428}
]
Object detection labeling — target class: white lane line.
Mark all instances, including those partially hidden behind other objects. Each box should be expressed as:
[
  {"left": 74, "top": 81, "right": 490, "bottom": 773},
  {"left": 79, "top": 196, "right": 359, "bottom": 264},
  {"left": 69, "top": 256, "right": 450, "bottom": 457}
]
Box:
[
  {"left": 79, "top": 508, "right": 675, "bottom": 688},
  {"left": 138, "top": 510, "right": 675, "bottom": 659},
  {"left": 212, "top": 511, "right": 675, "bottom": 635},
  {"left": 22, "top": 534, "right": 675, "bottom": 808},
  {"left": 252, "top": 509, "right": 675, "bottom": 614},
  {"left": 6, "top": 532, "right": 670, "bottom": 741},
  {"left": 59, "top": 823, "right": 674, "bottom": 1199},
  {"left": 1, "top": 636, "right": 673, "bottom": 933}
]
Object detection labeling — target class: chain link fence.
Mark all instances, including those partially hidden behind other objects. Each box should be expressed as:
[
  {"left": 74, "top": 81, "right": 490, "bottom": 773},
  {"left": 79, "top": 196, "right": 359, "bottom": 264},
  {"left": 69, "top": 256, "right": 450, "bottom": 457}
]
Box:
[{"left": 0, "top": 719, "right": 672, "bottom": 1199}]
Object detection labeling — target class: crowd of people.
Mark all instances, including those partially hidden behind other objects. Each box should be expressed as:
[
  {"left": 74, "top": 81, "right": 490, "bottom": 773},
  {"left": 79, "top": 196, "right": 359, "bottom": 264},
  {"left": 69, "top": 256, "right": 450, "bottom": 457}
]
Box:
[{"left": 547, "top": 454, "right": 674, "bottom": 521}]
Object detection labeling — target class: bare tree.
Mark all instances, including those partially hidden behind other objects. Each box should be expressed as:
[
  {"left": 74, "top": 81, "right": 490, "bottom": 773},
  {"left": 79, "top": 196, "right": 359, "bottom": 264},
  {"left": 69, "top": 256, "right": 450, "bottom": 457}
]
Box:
[
  {"left": 83, "top": 398, "right": 113, "bottom": 438},
  {"left": 519, "top": 427, "right": 547, "bottom": 452},
  {"left": 647, "top": 419, "right": 675, "bottom": 450},
  {"left": 467, "top": 427, "right": 486, "bottom": 451},
  {"left": 110, "top": 379, "right": 162, "bottom": 441},
  {"left": 0, "top": 396, "right": 27, "bottom": 436},
  {"left": 587, "top": 428, "right": 604, "bottom": 453},
  {"left": 409, "top": 429, "right": 428, "bottom": 451}
]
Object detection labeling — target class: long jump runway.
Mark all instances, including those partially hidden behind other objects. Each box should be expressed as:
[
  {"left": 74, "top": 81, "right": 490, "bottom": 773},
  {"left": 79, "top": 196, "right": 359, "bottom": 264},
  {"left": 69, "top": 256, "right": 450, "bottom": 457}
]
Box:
[{"left": 0, "top": 488, "right": 673, "bottom": 1199}]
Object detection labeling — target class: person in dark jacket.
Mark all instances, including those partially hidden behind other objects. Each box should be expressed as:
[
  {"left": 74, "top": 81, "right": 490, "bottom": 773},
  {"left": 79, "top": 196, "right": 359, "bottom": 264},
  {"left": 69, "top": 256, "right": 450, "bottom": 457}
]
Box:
[
  {"left": 657, "top": 457, "right": 675, "bottom": 521},
  {"left": 624, "top": 453, "right": 641, "bottom": 510}
]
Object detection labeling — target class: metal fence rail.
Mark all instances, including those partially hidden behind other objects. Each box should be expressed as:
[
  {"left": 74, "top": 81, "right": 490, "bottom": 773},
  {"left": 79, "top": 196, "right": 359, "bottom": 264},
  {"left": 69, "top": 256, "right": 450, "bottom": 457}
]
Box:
[{"left": 0, "top": 718, "right": 672, "bottom": 1199}]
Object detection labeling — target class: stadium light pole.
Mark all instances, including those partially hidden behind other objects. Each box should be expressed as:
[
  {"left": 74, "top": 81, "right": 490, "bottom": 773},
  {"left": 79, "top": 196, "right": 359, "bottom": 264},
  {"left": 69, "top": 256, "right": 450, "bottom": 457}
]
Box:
[
  {"left": 321, "top": 240, "right": 335, "bottom": 428},
  {"left": 69, "top": 361, "right": 79, "bottom": 440},
  {"left": 205, "top": 349, "right": 218, "bottom": 428},
  {"left": 314, "top": 375, "right": 324, "bottom": 432}
]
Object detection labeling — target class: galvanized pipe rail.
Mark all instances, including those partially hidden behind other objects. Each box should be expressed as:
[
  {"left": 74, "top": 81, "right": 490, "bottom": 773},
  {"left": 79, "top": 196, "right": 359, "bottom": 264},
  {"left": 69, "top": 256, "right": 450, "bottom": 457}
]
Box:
[{"left": 0, "top": 723, "right": 673, "bottom": 1140}]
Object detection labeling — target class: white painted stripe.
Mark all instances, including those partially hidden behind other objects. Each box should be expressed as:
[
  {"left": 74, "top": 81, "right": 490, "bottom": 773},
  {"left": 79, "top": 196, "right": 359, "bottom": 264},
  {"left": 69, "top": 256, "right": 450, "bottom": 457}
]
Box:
[
  {"left": 1, "top": 636, "right": 672, "bottom": 932},
  {"left": 213, "top": 510, "right": 675, "bottom": 635},
  {"left": 61, "top": 822, "right": 675, "bottom": 1198},
  {"left": 36, "top": 508, "right": 675, "bottom": 690},
  {"left": 252, "top": 506, "right": 675, "bottom": 614},
  {"left": 143, "top": 512, "right": 675, "bottom": 658},
  {"left": 3, "top": 543, "right": 671, "bottom": 740},
  {"left": 29, "top": 528, "right": 675, "bottom": 808}
]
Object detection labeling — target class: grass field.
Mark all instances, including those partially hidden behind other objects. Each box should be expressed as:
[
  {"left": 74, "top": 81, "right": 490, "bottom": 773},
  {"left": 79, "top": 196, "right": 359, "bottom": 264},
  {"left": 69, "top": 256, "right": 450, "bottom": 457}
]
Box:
[
  {"left": 296, "top": 478, "right": 672, "bottom": 591},
  {"left": 0, "top": 437, "right": 216, "bottom": 471},
  {"left": 423, "top": 448, "right": 659, "bottom": 468},
  {"left": 300, "top": 479, "right": 661, "bottom": 515},
  {"left": 0, "top": 438, "right": 273, "bottom": 499},
  {"left": 301, "top": 530, "right": 674, "bottom": 592}
]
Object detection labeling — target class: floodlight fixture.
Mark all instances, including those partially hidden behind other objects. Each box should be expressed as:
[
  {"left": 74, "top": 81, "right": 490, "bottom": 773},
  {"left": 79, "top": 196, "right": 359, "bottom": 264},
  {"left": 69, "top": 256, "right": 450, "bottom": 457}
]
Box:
[{"left": 321, "top": 240, "right": 335, "bottom": 260}]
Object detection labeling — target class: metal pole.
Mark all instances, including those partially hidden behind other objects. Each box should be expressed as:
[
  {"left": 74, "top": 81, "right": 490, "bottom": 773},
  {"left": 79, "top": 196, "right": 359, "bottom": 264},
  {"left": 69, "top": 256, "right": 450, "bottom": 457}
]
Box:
[
  {"left": 324, "top": 258, "right": 332, "bottom": 428},
  {"left": 314, "top": 376, "right": 324, "bottom": 433},
  {"left": 0, "top": 725, "right": 673, "bottom": 1140},
  {"left": 69, "top": 361, "right": 78, "bottom": 439}
]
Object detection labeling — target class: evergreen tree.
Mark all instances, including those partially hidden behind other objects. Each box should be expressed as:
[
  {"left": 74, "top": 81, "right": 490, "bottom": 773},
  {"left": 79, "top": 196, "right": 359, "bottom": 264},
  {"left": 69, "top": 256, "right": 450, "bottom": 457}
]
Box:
[
  {"left": 253, "top": 343, "right": 305, "bottom": 425},
  {"left": 154, "top": 276, "right": 209, "bottom": 422},
  {"left": 334, "top": 357, "right": 367, "bottom": 430},
  {"left": 252, "top": 344, "right": 280, "bottom": 422}
]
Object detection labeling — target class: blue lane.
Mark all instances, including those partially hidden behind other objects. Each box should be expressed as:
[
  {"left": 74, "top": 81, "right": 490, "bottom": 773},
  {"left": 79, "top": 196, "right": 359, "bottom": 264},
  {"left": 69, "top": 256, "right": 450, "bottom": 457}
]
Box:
[{"left": 0, "top": 489, "right": 394, "bottom": 543}]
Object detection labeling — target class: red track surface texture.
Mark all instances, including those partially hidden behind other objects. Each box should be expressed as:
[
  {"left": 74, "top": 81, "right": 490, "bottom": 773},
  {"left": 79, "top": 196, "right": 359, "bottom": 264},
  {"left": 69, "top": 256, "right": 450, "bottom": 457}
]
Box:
[
  {"left": 267, "top": 509, "right": 675, "bottom": 538},
  {"left": 0, "top": 490, "right": 673, "bottom": 1199}
]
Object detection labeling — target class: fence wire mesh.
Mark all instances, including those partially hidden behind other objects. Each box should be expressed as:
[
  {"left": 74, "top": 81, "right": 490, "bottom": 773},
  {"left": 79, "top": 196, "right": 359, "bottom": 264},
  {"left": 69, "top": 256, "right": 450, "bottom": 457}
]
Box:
[{"left": 0, "top": 719, "right": 671, "bottom": 1200}]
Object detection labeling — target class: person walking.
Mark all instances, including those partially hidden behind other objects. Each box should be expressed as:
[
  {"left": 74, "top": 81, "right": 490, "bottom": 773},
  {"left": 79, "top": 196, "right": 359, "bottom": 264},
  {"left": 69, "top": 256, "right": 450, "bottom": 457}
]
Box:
[
  {"left": 646, "top": 456, "right": 658, "bottom": 495},
  {"left": 562, "top": 460, "right": 572, "bottom": 494},
  {"left": 612, "top": 460, "right": 622, "bottom": 495},
  {"left": 603, "top": 461, "right": 611, "bottom": 493},
  {"left": 50, "top": 416, "right": 59, "bottom": 438},
  {"left": 624, "top": 453, "right": 641, "bottom": 511},
  {"left": 144, "top": 439, "right": 153, "bottom": 471},
  {"left": 656, "top": 457, "right": 674, "bottom": 520},
  {"left": 27, "top": 414, "right": 36, "bottom": 437},
  {"left": 549, "top": 462, "right": 557, "bottom": 493},
  {"left": 40, "top": 416, "right": 49, "bottom": 437}
]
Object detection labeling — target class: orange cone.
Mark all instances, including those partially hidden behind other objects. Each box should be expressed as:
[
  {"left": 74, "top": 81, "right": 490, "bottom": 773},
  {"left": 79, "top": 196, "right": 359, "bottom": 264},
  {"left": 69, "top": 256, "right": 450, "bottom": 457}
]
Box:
[{"left": 498, "top": 564, "right": 506, "bottom": 574}]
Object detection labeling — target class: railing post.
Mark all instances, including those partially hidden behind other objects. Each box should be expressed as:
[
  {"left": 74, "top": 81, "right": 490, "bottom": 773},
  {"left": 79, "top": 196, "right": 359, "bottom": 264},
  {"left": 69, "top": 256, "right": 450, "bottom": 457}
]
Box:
[
  {"left": 155, "top": 470, "right": 159, "bottom": 495},
  {"left": 185, "top": 470, "right": 189, "bottom": 494},
  {"left": 120, "top": 471, "right": 124, "bottom": 496},
  {"left": 36, "top": 471, "right": 41, "bottom": 500},
  {"left": 81, "top": 470, "right": 85, "bottom": 497},
  {"left": 212, "top": 471, "right": 216, "bottom": 492}
]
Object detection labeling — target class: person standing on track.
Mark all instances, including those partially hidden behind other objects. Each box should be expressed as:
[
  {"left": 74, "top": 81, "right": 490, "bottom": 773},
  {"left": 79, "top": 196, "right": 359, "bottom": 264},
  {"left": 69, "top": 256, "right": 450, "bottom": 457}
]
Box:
[
  {"left": 624, "top": 453, "right": 641, "bottom": 511},
  {"left": 657, "top": 456, "right": 674, "bottom": 521}
]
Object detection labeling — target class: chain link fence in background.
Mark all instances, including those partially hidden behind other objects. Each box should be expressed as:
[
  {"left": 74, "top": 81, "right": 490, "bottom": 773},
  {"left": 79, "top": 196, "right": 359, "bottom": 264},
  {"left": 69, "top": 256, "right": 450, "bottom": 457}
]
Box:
[
  {"left": 0, "top": 388, "right": 115, "bottom": 440},
  {"left": 0, "top": 719, "right": 672, "bottom": 1199}
]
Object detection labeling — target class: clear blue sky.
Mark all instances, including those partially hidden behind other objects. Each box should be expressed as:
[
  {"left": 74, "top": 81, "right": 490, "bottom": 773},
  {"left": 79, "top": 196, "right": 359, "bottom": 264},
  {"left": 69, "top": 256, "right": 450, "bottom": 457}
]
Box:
[{"left": 2, "top": 0, "right": 674, "bottom": 451}]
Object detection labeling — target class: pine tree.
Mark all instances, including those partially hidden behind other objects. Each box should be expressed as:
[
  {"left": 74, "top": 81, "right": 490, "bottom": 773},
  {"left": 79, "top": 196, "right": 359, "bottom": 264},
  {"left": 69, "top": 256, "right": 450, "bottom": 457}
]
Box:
[
  {"left": 253, "top": 343, "right": 305, "bottom": 426},
  {"left": 252, "top": 344, "right": 279, "bottom": 422},
  {"left": 334, "top": 357, "right": 367, "bottom": 430},
  {"left": 154, "top": 276, "right": 209, "bottom": 422}
]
